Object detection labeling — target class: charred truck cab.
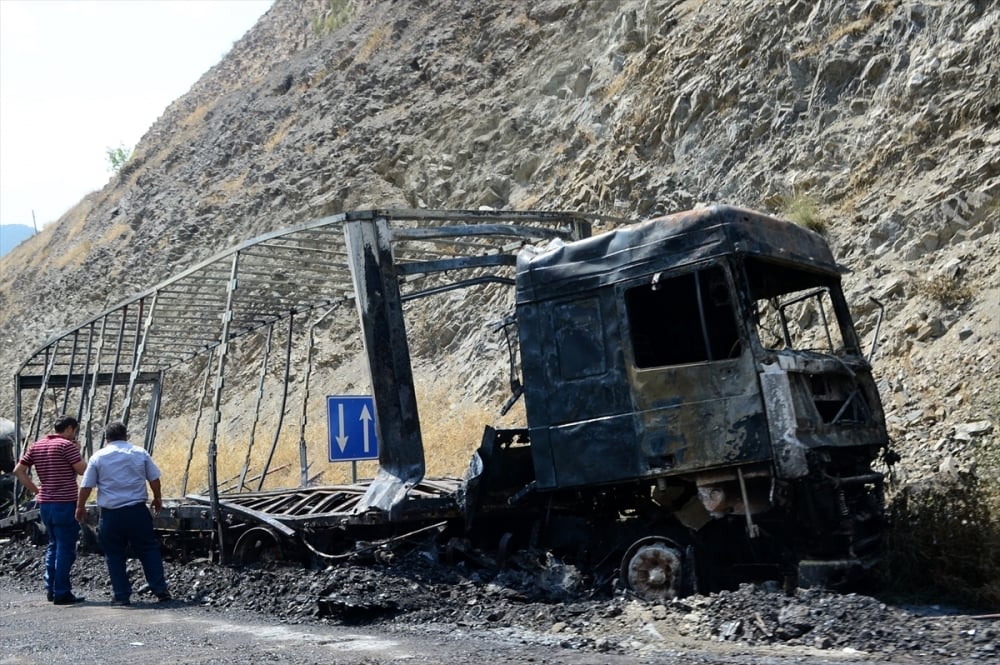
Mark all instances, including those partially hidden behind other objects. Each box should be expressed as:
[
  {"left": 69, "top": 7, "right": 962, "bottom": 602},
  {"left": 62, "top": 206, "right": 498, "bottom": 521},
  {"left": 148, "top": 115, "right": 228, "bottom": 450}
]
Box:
[{"left": 470, "top": 205, "right": 890, "bottom": 600}]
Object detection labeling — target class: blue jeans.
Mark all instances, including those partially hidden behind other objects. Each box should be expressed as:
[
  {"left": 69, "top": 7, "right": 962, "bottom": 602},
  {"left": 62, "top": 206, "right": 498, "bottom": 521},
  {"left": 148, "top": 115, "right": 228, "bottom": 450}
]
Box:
[
  {"left": 38, "top": 502, "right": 80, "bottom": 598},
  {"left": 98, "top": 502, "right": 168, "bottom": 601}
]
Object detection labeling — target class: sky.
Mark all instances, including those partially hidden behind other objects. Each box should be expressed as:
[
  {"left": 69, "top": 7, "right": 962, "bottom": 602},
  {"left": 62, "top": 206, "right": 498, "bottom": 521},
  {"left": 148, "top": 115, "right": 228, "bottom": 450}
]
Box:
[{"left": 0, "top": 0, "right": 274, "bottom": 233}]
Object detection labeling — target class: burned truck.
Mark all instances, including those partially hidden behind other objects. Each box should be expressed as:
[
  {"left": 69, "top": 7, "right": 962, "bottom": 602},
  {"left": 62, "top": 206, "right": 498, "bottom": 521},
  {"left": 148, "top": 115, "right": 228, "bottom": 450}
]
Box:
[
  {"left": 464, "top": 205, "right": 891, "bottom": 598},
  {"left": 4, "top": 205, "right": 891, "bottom": 600}
]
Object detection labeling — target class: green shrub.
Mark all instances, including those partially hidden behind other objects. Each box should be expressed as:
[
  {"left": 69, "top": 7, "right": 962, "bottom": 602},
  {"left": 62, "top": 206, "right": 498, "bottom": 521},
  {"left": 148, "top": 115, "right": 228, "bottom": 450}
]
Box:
[
  {"left": 106, "top": 144, "right": 132, "bottom": 174},
  {"left": 313, "top": 0, "right": 354, "bottom": 35}
]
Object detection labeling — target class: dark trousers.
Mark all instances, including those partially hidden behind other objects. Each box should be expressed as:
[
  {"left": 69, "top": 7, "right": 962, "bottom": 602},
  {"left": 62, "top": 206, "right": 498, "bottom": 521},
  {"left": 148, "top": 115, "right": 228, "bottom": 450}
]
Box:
[{"left": 98, "top": 502, "right": 167, "bottom": 601}]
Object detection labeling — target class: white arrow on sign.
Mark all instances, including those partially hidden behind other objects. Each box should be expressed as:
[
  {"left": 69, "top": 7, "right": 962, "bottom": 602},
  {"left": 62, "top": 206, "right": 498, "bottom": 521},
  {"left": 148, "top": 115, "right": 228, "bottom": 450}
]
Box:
[
  {"left": 336, "top": 403, "right": 349, "bottom": 453},
  {"left": 360, "top": 403, "right": 372, "bottom": 453}
]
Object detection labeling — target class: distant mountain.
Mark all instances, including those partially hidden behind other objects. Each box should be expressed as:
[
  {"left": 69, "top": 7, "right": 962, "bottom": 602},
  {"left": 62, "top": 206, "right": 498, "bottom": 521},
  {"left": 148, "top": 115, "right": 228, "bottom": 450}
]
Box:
[{"left": 0, "top": 224, "right": 34, "bottom": 257}]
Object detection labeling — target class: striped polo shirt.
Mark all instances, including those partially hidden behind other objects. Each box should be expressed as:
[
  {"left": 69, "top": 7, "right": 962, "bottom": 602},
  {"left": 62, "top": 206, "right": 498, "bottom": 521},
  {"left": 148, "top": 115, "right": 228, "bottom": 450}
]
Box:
[{"left": 18, "top": 434, "right": 83, "bottom": 502}]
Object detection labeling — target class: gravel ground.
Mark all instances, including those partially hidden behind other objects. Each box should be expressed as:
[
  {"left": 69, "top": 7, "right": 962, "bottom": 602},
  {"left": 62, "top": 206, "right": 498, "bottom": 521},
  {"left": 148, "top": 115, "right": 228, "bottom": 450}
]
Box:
[{"left": 1, "top": 531, "right": 996, "bottom": 664}]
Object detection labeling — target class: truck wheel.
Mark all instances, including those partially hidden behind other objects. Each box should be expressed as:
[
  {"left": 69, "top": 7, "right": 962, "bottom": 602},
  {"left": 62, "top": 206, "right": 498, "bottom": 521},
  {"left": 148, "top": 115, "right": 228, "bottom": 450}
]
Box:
[
  {"left": 620, "top": 536, "right": 686, "bottom": 601},
  {"left": 232, "top": 526, "right": 283, "bottom": 564}
]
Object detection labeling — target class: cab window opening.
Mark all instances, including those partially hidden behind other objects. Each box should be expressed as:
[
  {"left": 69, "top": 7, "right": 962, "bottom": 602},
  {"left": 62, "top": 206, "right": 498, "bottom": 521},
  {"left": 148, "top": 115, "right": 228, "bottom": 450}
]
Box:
[{"left": 625, "top": 265, "right": 740, "bottom": 368}]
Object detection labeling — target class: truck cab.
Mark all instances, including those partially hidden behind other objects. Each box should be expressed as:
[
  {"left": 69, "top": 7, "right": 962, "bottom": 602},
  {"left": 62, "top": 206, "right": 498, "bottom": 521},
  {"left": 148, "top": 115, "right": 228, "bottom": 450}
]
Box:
[{"left": 478, "top": 205, "right": 890, "bottom": 597}]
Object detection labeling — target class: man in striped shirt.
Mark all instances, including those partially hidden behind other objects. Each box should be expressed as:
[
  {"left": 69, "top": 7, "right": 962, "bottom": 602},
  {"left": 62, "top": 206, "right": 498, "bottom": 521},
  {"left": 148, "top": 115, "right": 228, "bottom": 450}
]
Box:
[{"left": 13, "top": 415, "right": 88, "bottom": 604}]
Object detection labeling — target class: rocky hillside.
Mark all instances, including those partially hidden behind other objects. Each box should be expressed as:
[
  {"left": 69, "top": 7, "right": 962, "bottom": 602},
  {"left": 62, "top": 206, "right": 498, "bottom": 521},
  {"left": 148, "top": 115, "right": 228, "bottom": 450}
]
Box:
[{"left": 0, "top": 0, "right": 997, "bottom": 596}]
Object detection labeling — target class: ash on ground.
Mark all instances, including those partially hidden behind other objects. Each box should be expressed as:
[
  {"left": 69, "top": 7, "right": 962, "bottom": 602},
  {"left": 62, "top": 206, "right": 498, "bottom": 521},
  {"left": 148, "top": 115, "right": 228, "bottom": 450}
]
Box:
[{"left": 1, "top": 532, "right": 995, "bottom": 663}]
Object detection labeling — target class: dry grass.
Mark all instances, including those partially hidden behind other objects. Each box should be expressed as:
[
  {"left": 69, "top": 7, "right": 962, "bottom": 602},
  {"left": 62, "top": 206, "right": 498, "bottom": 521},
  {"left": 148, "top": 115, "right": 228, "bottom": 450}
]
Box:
[
  {"left": 517, "top": 191, "right": 543, "bottom": 209},
  {"left": 416, "top": 382, "right": 515, "bottom": 478},
  {"left": 99, "top": 221, "right": 132, "bottom": 246},
  {"left": 846, "top": 152, "right": 884, "bottom": 197},
  {"left": 511, "top": 11, "right": 536, "bottom": 32},
  {"left": 913, "top": 274, "right": 974, "bottom": 308},
  {"left": 357, "top": 23, "right": 391, "bottom": 63},
  {"left": 780, "top": 191, "right": 827, "bottom": 234},
  {"left": 827, "top": 16, "right": 875, "bottom": 43},
  {"left": 599, "top": 72, "right": 629, "bottom": 103},
  {"left": 880, "top": 475, "right": 1000, "bottom": 609},
  {"left": 309, "top": 67, "right": 329, "bottom": 87},
  {"left": 152, "top": 411, "right": 358, "bottom": 496},
  {"left": 217, "top": 169, "right": 250, "bottom": 196},
  {"left": 791, "top": 1, "right": 897, "bottom": 60},
  {"left": 145, "top": 375, "right": 516, "bottom": 497},
  {"left": 141, "top": 373, "right": 320, "bottom": 495},
  {"left": 577, "top": 125, "right": 597, "bottom": 145},
  {"left": 53, "top": 239, "right": 93, "bottom": 270},
  {"left": 181, "top": 103, "right": 212, "bottom": 130},
  {"left": 264, "top": 118, "right": 296, "bottom": 153}
]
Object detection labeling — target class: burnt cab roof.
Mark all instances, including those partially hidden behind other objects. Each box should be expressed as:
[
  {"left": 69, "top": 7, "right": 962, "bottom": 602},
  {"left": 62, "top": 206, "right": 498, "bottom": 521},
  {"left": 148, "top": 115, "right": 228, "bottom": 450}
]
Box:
[{"left": 515, "top": 204, "right": 841, "bottom": 303}]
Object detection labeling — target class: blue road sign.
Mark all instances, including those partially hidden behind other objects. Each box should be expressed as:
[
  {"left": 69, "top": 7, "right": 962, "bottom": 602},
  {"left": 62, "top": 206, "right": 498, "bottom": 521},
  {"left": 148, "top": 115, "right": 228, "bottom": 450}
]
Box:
[{"left": 327, "top": 395, "right": 379, "bottom": 462}]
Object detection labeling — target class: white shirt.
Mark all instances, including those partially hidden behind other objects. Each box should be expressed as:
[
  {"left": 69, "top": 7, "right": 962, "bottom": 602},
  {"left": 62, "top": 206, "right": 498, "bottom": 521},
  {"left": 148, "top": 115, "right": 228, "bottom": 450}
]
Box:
[{"left": 81, "top": 440, "right": 161, "bottom": 509}]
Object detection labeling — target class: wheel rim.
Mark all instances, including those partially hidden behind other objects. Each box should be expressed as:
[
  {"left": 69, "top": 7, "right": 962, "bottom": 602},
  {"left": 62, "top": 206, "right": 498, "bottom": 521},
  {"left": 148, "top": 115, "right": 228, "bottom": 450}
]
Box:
[
  {"left": 621, "top": 537, "right": 683, "bottom": 601},
  {"left": 233, "top": 526, "right": 282, "bottom": 564}
]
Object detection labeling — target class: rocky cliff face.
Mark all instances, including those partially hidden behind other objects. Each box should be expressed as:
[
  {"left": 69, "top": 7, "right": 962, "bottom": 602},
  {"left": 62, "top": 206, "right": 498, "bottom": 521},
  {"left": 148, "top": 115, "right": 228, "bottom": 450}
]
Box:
[{"left": 1, "top": 0, "right": 997, "bottom": 563}]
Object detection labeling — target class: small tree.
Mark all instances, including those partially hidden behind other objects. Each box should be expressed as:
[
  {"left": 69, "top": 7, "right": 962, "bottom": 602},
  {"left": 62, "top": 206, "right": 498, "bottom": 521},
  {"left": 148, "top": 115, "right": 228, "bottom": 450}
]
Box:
[{"left": 106, "top": 143, "right": 132, "bottom": 174}]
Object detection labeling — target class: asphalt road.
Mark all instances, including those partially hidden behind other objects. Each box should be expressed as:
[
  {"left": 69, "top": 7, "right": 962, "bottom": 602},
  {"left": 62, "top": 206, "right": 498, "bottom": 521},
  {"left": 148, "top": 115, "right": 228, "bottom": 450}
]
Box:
[
  {"left": 1, "top": 586, "right": 662, "bottom": 665},
  {"left": 4, "top": 585, "right": 905, "bottom": 665}
]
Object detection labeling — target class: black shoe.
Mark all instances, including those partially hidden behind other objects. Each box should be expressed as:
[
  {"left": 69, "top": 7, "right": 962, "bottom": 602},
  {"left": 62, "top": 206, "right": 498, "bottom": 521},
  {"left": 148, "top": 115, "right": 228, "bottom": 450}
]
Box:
[
  {"left": 154, "top": 591, "right": 172, "bottom": 602},
  {"left": 52, "top": 593, "right": 85, "bottom": 605},
  {"left": 47, "top": 591, "right": 54, "bottom": 602},
  {"left": 110, "top": 597, "right": 132, "bottom": 606}
]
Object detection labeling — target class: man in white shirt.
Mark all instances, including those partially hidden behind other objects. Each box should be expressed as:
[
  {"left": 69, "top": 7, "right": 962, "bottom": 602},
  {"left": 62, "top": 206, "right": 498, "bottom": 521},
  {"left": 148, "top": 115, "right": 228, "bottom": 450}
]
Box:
[{"left": 76, "top": 420, "right": 170, "bottom": 606}]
